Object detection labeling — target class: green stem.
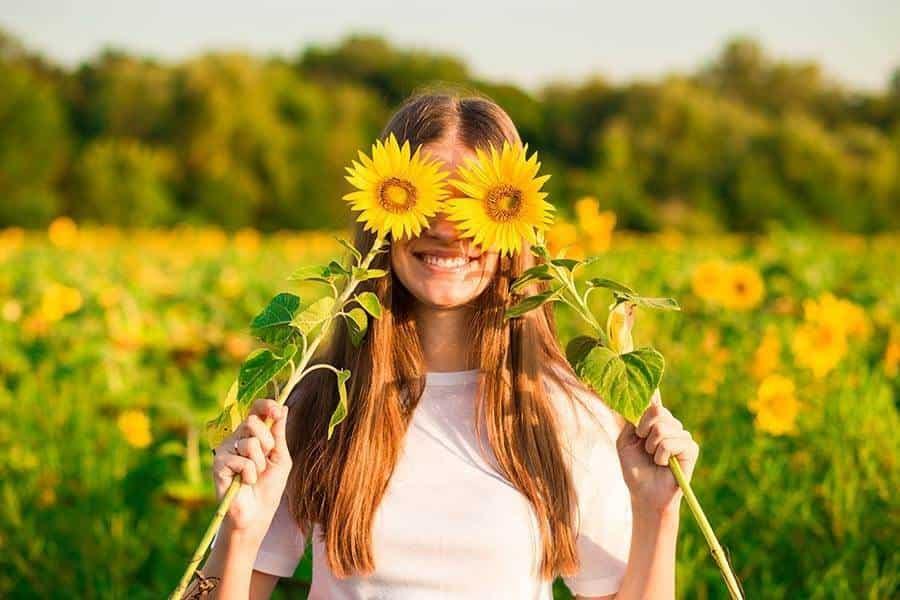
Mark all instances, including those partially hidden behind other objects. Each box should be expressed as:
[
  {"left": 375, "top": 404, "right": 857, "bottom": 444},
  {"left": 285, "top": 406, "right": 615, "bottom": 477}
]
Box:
[
  {"left": 539, "top": 237, "right": 742, "bottom": 599},
  {"left": 668, "top": 457, "right": 744, "bottom": 600},
  {"left": 170, "top": 235, "right": 387, "bottom": 599}
]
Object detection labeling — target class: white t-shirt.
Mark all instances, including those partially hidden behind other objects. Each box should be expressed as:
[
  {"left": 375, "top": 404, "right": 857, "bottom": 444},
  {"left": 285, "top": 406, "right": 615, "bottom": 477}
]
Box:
[{"left": 253, "top": 367, "right": 633, "bottom": 599}]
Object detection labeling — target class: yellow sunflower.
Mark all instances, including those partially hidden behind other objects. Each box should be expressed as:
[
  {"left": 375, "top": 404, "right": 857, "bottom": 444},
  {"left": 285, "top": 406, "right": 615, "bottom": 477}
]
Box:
[
  {"left": 343, "top": 133, "right": 450, "bottom": 240},
  {"left": 443, "top": 141, "right": 555, "bottom": 257}
]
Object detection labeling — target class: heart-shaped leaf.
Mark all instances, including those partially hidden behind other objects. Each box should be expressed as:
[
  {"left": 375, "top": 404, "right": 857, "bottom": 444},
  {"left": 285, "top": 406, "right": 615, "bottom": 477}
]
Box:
[
  {"left": 344, "top": 308, "right": 368, "bottom": 347},
  {"left": 237, "top": 344, "right": 297, "bottom": 407},
  {"left": 355, "top": 291, "right": 382, "bottom": 319},
  {"left": 565, "top": 335, "right": 600, "bottom": 368},
  {"left": 576, "top": 346, "right": 665, "bottom": 424},
  {"left": 327, "top": 368, "right": 352, "bottom": 439},
  {"left": 250, "top": 292, "right": 301, "bottom": 346},
  {"left": 292, "top": 296, "right": 336, "bottom": 338}
]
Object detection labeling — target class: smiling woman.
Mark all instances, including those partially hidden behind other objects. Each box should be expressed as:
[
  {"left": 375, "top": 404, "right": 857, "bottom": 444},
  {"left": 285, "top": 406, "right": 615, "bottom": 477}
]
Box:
[{"left": 191, "top": 89, "right": 697, "bottom": 600}]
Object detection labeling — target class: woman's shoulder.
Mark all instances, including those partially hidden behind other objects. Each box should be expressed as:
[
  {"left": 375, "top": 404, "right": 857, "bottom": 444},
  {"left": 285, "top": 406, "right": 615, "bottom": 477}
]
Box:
[{"left": 541, "top": 360, "right": 627, "bottom": 470}]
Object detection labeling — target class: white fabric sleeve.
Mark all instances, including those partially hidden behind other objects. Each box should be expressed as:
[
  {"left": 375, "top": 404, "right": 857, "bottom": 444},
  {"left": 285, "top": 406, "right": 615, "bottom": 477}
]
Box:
[
  {"left": 207, "top": 493, "right": 306, "bottom": 578},
  {"left": 562, "top": 435, "right": 633, "bottom": 597},
  {"left": 252, "top": 492, "right": 307, "bottom": 577}
]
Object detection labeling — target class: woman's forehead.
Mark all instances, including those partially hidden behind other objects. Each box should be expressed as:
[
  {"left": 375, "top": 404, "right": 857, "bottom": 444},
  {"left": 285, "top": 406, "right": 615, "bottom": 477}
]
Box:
[{"left": 421, "top": 141, "right": 476, "bottom": 173}]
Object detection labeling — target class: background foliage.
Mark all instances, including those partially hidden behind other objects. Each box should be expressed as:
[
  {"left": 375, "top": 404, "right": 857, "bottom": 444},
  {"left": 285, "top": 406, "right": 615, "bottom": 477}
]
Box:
[
  {"left": 2, "top": 30, "right": 899, "bottom": 232},
  {"left": 0, "top": 223, "right": 897, "bottom": 598},
  {"left": 1, "top": 26, "right": 898, "bottom": 600}
]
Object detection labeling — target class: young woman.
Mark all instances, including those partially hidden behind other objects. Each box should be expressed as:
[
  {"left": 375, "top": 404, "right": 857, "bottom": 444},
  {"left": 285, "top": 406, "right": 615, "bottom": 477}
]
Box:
[{"left": 196, "top": 92, "right": 699, "bottom": 599}]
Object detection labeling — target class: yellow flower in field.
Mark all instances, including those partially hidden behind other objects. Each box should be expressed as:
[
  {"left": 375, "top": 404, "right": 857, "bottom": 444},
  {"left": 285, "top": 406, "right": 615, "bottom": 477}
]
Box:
[
  {"left": 233, "top": 227, "right": 261, "bottom": 253},
  {"left": 720, "top": 263, "right": 765, "bottom": 311},
  {"left": 0, "top": 227, "right": 25, "bottom": 260},
  {"left": 882, "top": 328, "right": 899, "bottom": 378},
  {"left": 223, "top": 333, "right": 254, "bottom": 361},
  {"left": 444, "top": 141, "right": 555, "bottom": 257},
  {"left": 343, "top": 133, "right": 450, "bottom": 240},
  {"left": 792, "top": 319, "right": 848, "bottom": 378},
  {"left": 575, "top": 196, "right": 616, "bottom": 253},
  {"left": 574, "top": 196, "right": 600, "bottom": 222},
  {"left": 545, "top": 219, "right": 582, "bottom": 258},
  {"left": 218, "top": 267, "right": 244, "bottom": 298},
  {"left": 98, "top": 286, "right": 122, "bottom": 309},
  {"left": 1, "top": 299, "right": 22, "bottom": 322},
  {"left": 39, "top": 283, "right": 83, "bottom": 322},
  {"left": 749, "top": 374, "right": 800, "bottom": 436},
  {"left": 803, "top": 293, "right": 869, "bottom": 341},
  {"left": 691, "top": 260, "right": 727, "bottom": 302},
  {"left": 573, "top": 196, "right": 616, "bottom": 253},
  {"left": 48, "top": 216, "right": 78, "bottom": 248},
  {"left": 117, "top": 409, "right": 153, "bottom": 448},
  {"left": 751, "top": 326, "right": 781, "bottom": 380}
]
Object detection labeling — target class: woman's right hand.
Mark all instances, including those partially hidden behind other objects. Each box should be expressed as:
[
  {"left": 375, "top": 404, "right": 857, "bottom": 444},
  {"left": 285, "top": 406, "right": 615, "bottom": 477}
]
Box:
[{"left": 212, "top": 398, "right": 292, "bottom": 539}]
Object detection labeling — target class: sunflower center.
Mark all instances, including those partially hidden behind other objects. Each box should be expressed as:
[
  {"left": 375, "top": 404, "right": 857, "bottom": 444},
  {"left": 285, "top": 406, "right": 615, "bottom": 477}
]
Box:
[
  {"left": 378, "top": 178, "right": 417, "bottom": 213},
  {"left": 485, "top": 184, "right": 523, "bottom": 221}
]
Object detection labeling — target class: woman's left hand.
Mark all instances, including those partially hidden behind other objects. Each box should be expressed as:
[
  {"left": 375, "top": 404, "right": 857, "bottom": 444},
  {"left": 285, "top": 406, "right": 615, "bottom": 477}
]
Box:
[{"left": 616, "top": 389, "right": 699, "bottom": 516}]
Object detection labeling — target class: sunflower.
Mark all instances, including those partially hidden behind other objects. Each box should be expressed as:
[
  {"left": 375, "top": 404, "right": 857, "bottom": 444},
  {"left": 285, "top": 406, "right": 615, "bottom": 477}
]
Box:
[
  {"left": 343, "top": 133, "right": 450, "bottom": 240},
  {"left": 749, "top": 374, "right": 800, "bottom": 436},
  {"left": 443, "top": 141, "right": 555, "bottom": 257}
]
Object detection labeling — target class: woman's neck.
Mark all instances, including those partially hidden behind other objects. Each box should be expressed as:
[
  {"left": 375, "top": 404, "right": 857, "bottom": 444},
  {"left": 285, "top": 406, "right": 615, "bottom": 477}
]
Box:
[{"left": 413, "top": 303, "right": 476, "bottom": 372}]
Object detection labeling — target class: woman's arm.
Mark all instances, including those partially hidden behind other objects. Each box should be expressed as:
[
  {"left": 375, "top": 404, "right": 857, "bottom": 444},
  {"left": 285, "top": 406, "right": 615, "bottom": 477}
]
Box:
[
  {"left": 576, "top": 505, "right": 679, "bottom": 599},
  {"left": 180, "top": 398, "right": 293, "bottom": 600},
  {"left": 579, "top": 390, "right": 698, "bottom": 600},
  {"left": 188, "top": 519, "right": 279, "bottom": 599}
]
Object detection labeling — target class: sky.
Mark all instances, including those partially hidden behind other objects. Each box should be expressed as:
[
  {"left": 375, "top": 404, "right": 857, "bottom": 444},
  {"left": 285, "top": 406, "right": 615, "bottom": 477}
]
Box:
[{"left": 2, "top": 0, "right": 899, "bottom": 92}]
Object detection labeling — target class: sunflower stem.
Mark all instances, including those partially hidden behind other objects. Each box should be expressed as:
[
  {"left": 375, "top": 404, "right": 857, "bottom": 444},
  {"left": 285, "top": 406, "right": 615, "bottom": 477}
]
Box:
[
  {"left": 668, "top": 457, "right": 744, "bottom": 599},
  {"left": 170, "top": 235, "right": 387, "bottom": 599}
]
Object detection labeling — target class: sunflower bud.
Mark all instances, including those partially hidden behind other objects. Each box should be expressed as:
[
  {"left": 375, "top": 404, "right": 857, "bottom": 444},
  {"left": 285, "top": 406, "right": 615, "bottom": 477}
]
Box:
[{"left": 606, "top": 301, "right": 635, "bottom": 355}]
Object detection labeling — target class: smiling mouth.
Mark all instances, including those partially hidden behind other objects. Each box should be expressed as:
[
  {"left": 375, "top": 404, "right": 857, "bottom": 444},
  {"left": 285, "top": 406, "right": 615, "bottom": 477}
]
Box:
[{"left": 412, "top": 251, "right": 482, "bottom": 273}]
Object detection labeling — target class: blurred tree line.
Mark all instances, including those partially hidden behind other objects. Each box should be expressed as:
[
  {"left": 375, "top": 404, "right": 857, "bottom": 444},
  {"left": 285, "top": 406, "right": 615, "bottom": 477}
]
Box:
[{"left": 1, "top": 30, "right": 898, "bottom": 232}]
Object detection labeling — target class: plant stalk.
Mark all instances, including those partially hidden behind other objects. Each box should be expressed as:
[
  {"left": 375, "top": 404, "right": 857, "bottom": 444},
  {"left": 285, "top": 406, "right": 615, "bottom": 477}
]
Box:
[
  {"left": 668, "top": 457, "right": 743, "bottom": 600},
  {"left": 170, "top": 235, "right": 386, "bottom": 599}
]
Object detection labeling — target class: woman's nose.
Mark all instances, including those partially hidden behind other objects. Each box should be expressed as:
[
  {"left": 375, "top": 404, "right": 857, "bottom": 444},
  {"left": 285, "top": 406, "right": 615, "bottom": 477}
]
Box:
[{"left": 423, "top": 211, "right": 461, "bottom": 242}]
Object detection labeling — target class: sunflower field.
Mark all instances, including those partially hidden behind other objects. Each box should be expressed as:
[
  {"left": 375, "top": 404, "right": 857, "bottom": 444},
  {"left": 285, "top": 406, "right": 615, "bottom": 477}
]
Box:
[{"left": 1, "top": 208, "right": 897, "bottom": 599}]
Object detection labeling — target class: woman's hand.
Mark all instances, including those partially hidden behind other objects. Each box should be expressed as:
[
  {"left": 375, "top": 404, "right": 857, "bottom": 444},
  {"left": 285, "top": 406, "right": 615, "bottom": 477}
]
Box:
[
  {"left": 212, "top": 398, "right": 292, "bottom": 541},
  {"left": 616, "top": 389, "right": 699, "bottom": 516}
]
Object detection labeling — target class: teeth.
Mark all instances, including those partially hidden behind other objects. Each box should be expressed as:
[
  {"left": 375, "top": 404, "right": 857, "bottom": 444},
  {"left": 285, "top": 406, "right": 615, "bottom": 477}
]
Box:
[{"left": 420, "top": 254, "right": 470, "bottom": 269}]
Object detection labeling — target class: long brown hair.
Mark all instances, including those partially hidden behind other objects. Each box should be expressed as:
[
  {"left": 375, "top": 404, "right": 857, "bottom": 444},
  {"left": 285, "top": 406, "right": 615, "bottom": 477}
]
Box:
[{"left": 285, "top": 88, "right": 602, "bottom": 582}]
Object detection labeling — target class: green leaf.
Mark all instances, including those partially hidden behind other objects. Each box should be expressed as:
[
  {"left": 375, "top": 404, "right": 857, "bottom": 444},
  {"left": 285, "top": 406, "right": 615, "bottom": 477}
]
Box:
[
  {"left": 510, "top": 264, "right": 553, "bottom": 293},
  {"left": 250, "top": 292, "right": 301, "bottom": 346},
  {"left": 237, "top": 345, "right": 297, "bottom": 407},
  {"left": 622, "top": 295, "right": 681, "bottom": 312},
  {"left": 504, "top": 290, "right": 559, "bottom": 320},
  {"left": 334, "top": 236, "right": 362, "bottom": 265},
  {"left": 586, "top": 278, "right": 636, "bottom": 295},
  {"left": 550, "top": 258, "right": 581, "bottom": 272},
  {"left": 344, "top": 307, "right": 368, "bottom": 347},
  {"left": 352, "top": 267, "right": 388, "bottom": 281},
  {"left": 205, "top": 378, "right": 243, "bottom": 448},
  {"left": 355, "top": 291, "right": 382, "bottom": 319},
  {"left": 530, "top": 244, "right": 550, "bottom": 259},
  {"left": 292, "top": 296, "right": 336, "bottom": 338},
  {"left": 576, "top": 346, "right": 665, "bottom": 424},
  {"left": 327, "top": 369, "right": 352, "bottom": 440},
  {"left": 288, "top": 265, "right": 334, "bottom": 284},
  {"left": 565, "top": 335, "right": 600, "bottom": 368},
  {"left": 328, "top": 260, "right": 350, "bottom": 278}
]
